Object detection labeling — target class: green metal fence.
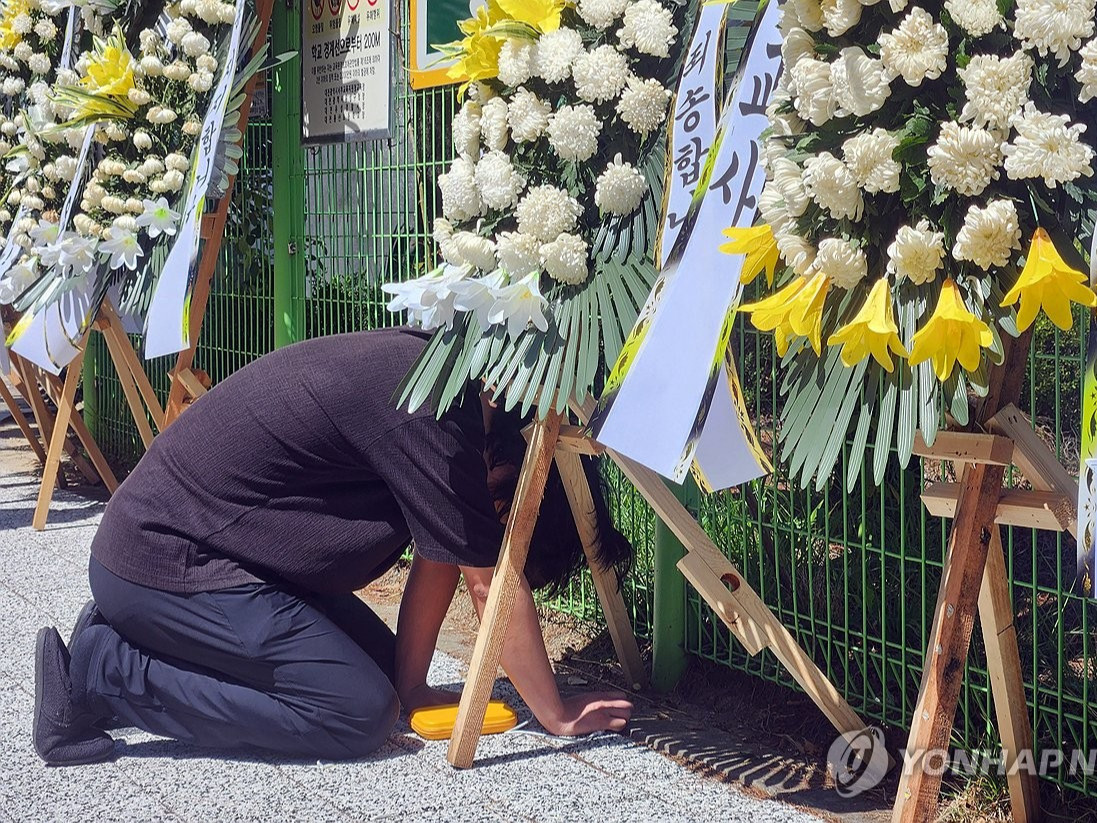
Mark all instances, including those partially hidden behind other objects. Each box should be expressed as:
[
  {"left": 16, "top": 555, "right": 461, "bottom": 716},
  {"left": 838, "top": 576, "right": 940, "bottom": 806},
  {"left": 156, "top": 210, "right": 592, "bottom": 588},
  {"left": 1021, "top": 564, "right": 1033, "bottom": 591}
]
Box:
[{"left": 82, "top": 0, "right": 1097, "bottom": 804}]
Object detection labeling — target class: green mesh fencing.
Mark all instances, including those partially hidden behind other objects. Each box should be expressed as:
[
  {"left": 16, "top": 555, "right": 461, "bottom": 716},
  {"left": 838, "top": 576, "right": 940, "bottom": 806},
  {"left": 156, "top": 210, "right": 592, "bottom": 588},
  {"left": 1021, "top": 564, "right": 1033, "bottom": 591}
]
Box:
[{"left": 81, "top": 0, "right": 1097, "bottom": 804}]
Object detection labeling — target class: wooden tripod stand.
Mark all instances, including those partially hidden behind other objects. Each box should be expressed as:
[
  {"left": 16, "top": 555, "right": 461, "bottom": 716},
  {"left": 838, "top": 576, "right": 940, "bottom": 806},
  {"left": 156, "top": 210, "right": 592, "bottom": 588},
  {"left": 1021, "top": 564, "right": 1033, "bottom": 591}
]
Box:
[
  {"left": 894, "top": 338, "right": 1059, "bottom": 823},
  {"left": 447, "top": 397, "right": 873, "bottom": 768}
]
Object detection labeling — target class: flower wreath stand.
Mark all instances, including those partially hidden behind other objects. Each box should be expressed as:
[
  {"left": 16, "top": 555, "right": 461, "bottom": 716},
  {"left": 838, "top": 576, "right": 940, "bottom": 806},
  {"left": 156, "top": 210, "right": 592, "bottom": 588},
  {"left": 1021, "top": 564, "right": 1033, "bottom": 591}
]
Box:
[
  {"left": 446, "top": 396, "right": 874, "bottom": 769},
  {"left": 894, "top": 335, "right": 1063, "bottom": 823}
]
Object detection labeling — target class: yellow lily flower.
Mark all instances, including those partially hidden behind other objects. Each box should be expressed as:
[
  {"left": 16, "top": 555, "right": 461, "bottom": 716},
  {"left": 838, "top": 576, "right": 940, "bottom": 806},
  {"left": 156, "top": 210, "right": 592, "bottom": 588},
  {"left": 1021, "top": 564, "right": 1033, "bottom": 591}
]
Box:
[
  {"left": 1000, "top": 227, "right": 1097, "bottom": 331},
  {"left": 447, "top": 0, "right": 506, "bottom": 82},
  {"left": 80, "top": 29, "right": 136, "bottom": 100},
  {"left": 826, "top": 278, "right": 908, "bottom": 371},
  {"left": 720, "top": 224, "right": 780, "bottom": 286},
  {"left": 498, "top": 0, "right": 565, "bottom": 32},
  {"left": 741, "top": 270, "right": 831, "bottom": 356},
  {"left": 908, "top": 279, "right": 993, "bottom": 381}
]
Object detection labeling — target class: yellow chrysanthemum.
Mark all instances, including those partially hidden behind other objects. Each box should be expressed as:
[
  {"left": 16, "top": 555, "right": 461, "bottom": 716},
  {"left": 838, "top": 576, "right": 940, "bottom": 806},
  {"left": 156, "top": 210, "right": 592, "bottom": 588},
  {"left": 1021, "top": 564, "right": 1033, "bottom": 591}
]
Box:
[
  {"left": 827, "top": 278, "right": 908, "bottom": 371},
  {"left": 498, "top": 0, "right": 565, "bottom": 32},
  {"left": 81, "top": 30, "right": 136, "bottom": 99},
  {"left": 1000, "top": 227, "right": 1097, "bottom": 331},
  {"left": 720, "top": 224, "right": 780, "bottom": 286},
  {"left": 908, "top": 278, "right": 993, "bottom": 381},
  {"left": 741, "top": 270, "right": 831, "bottom": 356}
]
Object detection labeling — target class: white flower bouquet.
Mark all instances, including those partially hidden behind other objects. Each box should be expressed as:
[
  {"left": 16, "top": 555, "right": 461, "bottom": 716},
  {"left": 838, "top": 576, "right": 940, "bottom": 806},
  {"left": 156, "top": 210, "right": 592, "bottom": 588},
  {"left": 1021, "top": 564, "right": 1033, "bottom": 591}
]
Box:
[
  {"left": 384, "top": 0, "right": 688, "bottom": 417},
  {"left": 734, "top": 0, "right": 1097, "bottom": 488},
  {"left": 0, "top": 0, "right": 266, "bottom": 341}
]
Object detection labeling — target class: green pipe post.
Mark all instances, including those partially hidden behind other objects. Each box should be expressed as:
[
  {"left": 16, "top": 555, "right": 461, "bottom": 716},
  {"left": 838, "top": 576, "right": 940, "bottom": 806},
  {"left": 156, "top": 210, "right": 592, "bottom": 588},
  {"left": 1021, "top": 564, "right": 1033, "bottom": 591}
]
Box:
[
  {"left": 271, "top": 0, "right": 306, "bottom": 348},
  {"left": 650, "top": 476, "right": 699, "bottom": 692}
]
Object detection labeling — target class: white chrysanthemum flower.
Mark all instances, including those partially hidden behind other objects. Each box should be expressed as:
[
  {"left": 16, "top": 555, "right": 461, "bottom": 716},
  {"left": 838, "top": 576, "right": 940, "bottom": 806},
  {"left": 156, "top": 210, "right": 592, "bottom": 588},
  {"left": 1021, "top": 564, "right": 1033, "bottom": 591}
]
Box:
[
  {"left": 759, "top": 185, "right": 792, "bottom": 237},
  {"left": 547, "top": 104, "right": 602, "bottom": 163},
  {"left": 541, "top": 233, "right": 590, "bottom": 285},
  {"left": 820, "top": 0, "right": 861, "bottom": 36},
  {"left": 433, "top": 217, "right": 461, "bottom": 264},
  {"left": 617, "top": 0, "right": 678, "bottom": 58},
  {"left": 534, "top": 28, "right": 584, "bottom": 83},
  {"left": 781, "top": 27, "right": 816, "bottom": 74},
  {"left": 944, "top": 0, "right": 1002, "bottom": 37},
  {"left": 33, "top": 18, "right": 57, "bottom": 39},
  {"left": 842, "top": 128, "right": 901, "bottom": 194},
  {"left": 594, "top": 154, "right": 647, "bottom": 215},
  {"left": 27, "top": 53, "right": 50, "bottom": 75},
  {"left": 831, "top": 47, "right": 891, "bottom": 117},
  {"left": 438, "top": 156, "right": 482, "bottom": 222},
  {"left": 769, "top": 156, "right": 810, "bottom": 217},
  {"left": 879, "top": 7, "right": 948, "bottom": 87},
  {"left": 14, "top": 42, "right": 33, "bottom": 63},
  {"left": 132, "top": 130, "right": 153, "bottom": 151},
  {"left": 802, "top": 151, "right": 864, "bottom": 220},
  {"left": 508, "top": 88, "right": 551, "bottom": 142},
  {"left": 474, "top": 150, "right": 525, "bottom": 210},
  {"left": 516, "top": 184, "right": 583, "bottom": 241},
  {"left": 1079, "top": 39, "right": 1097, "bottom": 103},
  {"left": 572, "top": 45, "right": 629, "bottom": 104},
  {"left": 1002, "top": 103, "right": 1095, "bottom": 187},
  {"left": 787, "top": 0, "right": 825, "bottom": 31},
  {"left": 11, "top": 12, "right": 32, "bottom": 34},
  {"left": 927, "top": 122, "right": 1002, "bottom": 196},
  {"left": 1014, "top": 0, "right": 1095, "bottom": 66},
  {"left": 188, "top": 70, "right": 214, "bottom": 92},
  {"left": 958, "top": 52, "right": 1032, "bottom": 133},
  {"left": 953, "top": 199, "right": 1021, "bottom": 270},
  {"left": 496, "top": 230, "right": 542, "bottom": 275},
  {"left": 452, "top": 231, "right": 498, "bottom": 272},
  {"left": 814, "top": 238, "right": 868, "bottom": 289},
  {"left": 165, "top": 17, "right": 191, "bottom": 45},
  {"left": 776, "top": 229, "right": 818, "bottom": 276},
  {"left": 128, "top": 87, "right": 152, "bottom": 106},
  {"left": 789, "top": 57, "right": 836, "bottom": 126},
  {"left": 480, "top": 97, "right": 509, "bottom": 152},
  {"left": 452, "top": 101, "right": 482, "bottom": 157},
  {"left": 578, "top": 0, "right": 629, "bottom": 29},
  {"left": 139, "top": 55, "right": 164, "bottom": 76},
  {"left": 2, "top": 77, "right": 25, "bottom": 96},
  {"left": 887, "top": 220, "right": 945, "bottom": 284},
  {"left": 498, "top": 39, "right": 535, "bottom": 87},
  {"left": 617, "top": 75, "right": 671, "bottom": 136},
  {"left": 181, "top": 31, "right": 211, "bottom": 57}
]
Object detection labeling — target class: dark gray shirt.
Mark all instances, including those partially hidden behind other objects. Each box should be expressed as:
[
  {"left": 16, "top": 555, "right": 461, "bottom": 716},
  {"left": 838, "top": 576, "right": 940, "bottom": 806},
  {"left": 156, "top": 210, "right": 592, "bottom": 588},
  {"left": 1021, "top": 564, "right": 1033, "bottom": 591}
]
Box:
[{"left": 91, "top": 328, "right": 503, "bottom": 594}]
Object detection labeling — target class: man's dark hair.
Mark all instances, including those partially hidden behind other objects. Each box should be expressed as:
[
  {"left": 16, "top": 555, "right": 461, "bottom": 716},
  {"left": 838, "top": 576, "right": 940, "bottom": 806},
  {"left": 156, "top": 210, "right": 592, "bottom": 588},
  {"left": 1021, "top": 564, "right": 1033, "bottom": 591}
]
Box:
[{"left": 483, "top": 406, "right": 634, "bottom": 597}]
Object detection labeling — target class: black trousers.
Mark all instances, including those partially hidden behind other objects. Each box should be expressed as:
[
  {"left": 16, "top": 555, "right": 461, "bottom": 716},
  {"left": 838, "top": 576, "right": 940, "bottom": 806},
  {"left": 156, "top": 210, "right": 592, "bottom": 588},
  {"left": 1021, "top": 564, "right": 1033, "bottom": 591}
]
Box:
[{"left": 70, "top": 557, "right": 400, "bottom": 760}]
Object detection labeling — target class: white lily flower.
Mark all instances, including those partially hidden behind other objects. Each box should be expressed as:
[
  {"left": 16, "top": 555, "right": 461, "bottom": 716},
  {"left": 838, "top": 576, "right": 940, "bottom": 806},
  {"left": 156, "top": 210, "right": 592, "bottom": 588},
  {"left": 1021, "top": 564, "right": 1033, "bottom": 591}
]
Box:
[
  {"left": 452, "top": 270, "right": 506, "bottom": 331},
  {"left": 101, "top": 229, "right": 143, "bottom": 271},
  {"left": 487, "top": 272, "right": 550, "bottom": 339},
  {"left": 135, "top": 197, "right": 181, "bottom": 238},
  {"left": 29, "top": 218, "right": 59, "bottom": 247},
  {"left": 57, "top": 232, "right": 98, "bottom": 277},
  {"left": 382, "top": 266, "right": 467, "bottom": 330},
  {"left": 0, "top": 257, "right": 39, "bottom": 304}
]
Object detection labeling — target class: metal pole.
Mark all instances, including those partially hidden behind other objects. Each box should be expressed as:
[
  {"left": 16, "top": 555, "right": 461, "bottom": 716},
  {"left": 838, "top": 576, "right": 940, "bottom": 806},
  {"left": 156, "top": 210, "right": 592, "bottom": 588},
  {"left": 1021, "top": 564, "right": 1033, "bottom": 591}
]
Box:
[
  {"left": 650, "top": 476, "right": 698, "bottom": 692},
  {"left": 271, "top": 0, "right": 306, "bottom": 348}
]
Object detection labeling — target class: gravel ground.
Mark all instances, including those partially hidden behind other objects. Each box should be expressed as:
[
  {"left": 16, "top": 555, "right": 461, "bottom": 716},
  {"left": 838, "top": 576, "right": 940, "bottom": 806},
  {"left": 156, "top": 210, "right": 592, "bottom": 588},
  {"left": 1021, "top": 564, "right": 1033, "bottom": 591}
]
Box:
[{"left": 0, "top": 415, "right": 824, "bottom": 823}]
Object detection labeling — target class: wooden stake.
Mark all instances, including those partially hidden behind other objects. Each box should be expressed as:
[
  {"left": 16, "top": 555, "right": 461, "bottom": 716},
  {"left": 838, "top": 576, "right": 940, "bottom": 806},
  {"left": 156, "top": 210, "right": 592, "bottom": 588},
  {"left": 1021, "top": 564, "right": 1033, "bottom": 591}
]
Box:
[
  {"left": 0, "top": 374, "right": 47, "bottom": 464},
  {"left": 447, "top": 409, "right": 563, "bottom": 768},
  {"left": 555, "top": 449, "right": 648, "bottom": 690},
  {"left": 98, "top": 301, "right": 165, "bottom": 430},
  {"left": 32, "top": 344, "right": 87, "bottom": 530},
  {"left": 978, "top": 528, "right": 1040, "bottom": 823},
  {"left": 97, "top": 317, "right": 156, "bottom": 449},
  {"left": 36, "top": 366, "right": 119, "bottom": 495}
]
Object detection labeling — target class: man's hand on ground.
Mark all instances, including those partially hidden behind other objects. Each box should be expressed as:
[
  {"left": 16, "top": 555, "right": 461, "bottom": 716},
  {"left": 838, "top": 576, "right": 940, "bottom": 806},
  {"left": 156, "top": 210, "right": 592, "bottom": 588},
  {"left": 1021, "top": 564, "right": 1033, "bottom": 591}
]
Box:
[
  {"left": 542, "top": 690, "right": 633, "bottom": 737},
  {"left": 399, "top": 683, "right": 462, "bottom": 713}
]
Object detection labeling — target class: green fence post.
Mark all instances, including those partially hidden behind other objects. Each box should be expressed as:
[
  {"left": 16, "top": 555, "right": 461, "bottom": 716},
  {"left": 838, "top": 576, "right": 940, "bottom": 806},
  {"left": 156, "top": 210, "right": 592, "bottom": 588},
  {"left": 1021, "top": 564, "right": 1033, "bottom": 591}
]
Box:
[
  {"left": 271, "top": 0, "right": 306, "bottom": 348},
  {"left": 650, "top": 476, "right": 698, "bottom": 692},
  {"left": 81, "top": 336, "right": 97, "bottom": 435}
]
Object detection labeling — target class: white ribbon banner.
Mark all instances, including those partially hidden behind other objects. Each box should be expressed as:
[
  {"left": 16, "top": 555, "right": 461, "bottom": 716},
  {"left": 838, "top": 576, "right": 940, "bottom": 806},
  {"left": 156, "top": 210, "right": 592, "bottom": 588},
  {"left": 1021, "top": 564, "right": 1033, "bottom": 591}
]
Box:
[
  {"left": 143, "top": 3, "right": 245, "bottom": 358},
  {"left": 588, "top": 0, "right": 781, "bottom": 490}
]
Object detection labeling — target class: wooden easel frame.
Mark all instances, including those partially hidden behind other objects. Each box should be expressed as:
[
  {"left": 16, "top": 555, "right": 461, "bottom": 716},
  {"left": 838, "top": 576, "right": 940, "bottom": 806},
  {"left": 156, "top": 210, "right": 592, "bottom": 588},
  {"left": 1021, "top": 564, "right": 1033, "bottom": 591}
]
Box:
[
  {"left": 447, "top": 397, "right": 873, "bottom": 768},
  {"left": 28, "top": 299, "right": 164, "bottom": 530},
  {"left": 894, "top": 339, "right": 1053, "bottom": 823}
]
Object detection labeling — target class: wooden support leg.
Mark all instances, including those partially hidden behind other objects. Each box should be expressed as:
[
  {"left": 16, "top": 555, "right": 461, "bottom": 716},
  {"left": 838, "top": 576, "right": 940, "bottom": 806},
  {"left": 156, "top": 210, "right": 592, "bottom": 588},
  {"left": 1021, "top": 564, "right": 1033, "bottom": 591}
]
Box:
[
  {"left": 0, "top": 375, "right": 47, "bottom": 464},
  {"left": 37, "top": 369, "right": 119, "bottom": 493},
  {"left": 892, "top": 461, "right": 1007, "bottom": 823},
  {"left": 978, "top": 529, "right": 1041, "bottom": 823},
  {"left": 448, "top": 410, "right": 563, "bottom": 769},
  {"left": 33, "top": 347, "right": 86, "bottom": 530},
  {"left": 555, "top": 449, "right": 649, "bottom": 691},
  {"left": 98, "top": 302, "right": 165, "bottom": 430},
  {"left": 12, "top": 359, "right": 87, "bottom": 485},
  {"left": 98, "top": 322, "right": 156, "bottom": 448}
]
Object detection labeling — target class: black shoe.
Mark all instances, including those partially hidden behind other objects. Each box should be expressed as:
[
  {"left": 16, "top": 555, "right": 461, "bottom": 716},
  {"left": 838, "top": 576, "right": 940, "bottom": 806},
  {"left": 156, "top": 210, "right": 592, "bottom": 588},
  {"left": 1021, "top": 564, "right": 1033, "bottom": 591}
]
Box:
[
  {"left": 33, "top": 627, "right": 115, "bottom": 766},
  {"left": 68, "top": 600, "right": 105, "bottom": 649}
]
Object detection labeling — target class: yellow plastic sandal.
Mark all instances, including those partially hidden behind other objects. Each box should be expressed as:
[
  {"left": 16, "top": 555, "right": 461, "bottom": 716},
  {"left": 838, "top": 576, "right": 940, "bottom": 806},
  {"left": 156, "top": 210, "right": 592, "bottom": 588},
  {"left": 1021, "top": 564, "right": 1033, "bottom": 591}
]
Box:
[{"left": 409, "top": 701, "right": 518, "bottom": 740}]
